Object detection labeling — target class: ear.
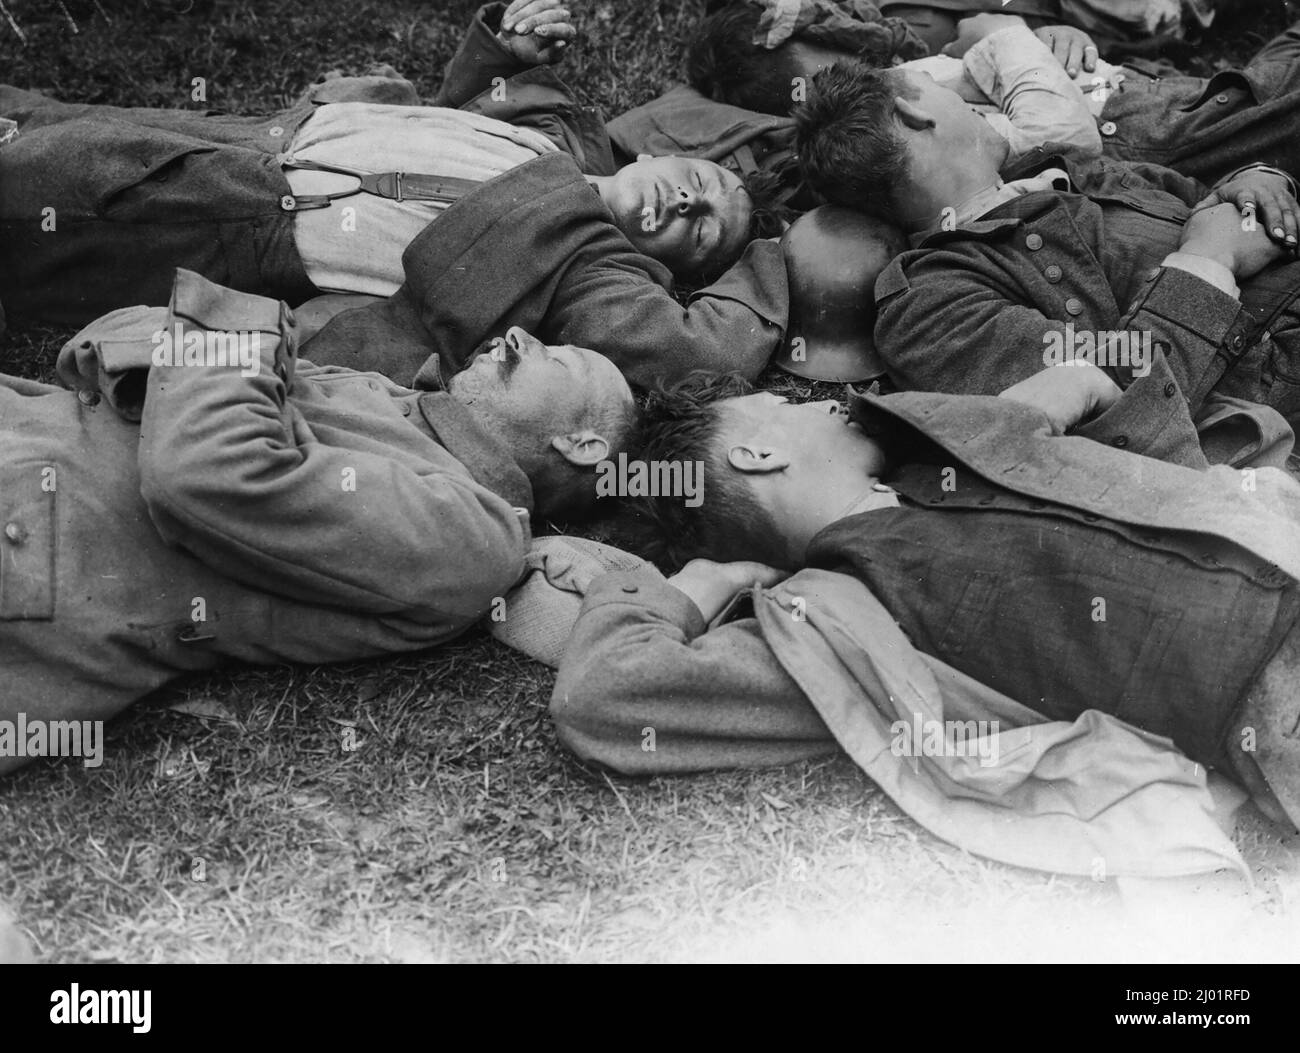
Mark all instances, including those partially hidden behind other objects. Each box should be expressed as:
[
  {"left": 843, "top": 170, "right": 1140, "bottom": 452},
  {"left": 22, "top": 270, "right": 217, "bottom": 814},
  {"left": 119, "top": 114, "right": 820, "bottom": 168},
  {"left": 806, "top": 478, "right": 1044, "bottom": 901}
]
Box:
[
  {"left": 727, "top": 443, "right": 790, "bottom": 474},
  {"left": 551, "top": 429, "right": 610, "bottom": 467},
  {"left": 893, "top": 95, "right": 935, "bottom": 131}
]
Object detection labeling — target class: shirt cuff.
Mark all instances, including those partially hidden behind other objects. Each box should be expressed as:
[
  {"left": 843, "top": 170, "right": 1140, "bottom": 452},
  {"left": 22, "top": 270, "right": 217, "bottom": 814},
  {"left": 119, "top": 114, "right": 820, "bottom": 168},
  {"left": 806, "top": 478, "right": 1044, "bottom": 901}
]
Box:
[{"left": 1161, "top": 252, "right": 1240, "bottom": 300}]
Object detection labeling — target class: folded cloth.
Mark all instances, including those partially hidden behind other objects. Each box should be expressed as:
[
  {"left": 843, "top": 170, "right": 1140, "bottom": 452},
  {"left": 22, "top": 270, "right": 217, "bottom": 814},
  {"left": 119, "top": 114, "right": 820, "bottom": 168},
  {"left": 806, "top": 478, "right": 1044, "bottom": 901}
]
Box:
[
  {"left": 749, "top": 0, "right": 930, "bottom": 61},
  {"left": 755, "top": 568, "right": 1252, "bottom": 881},
  {"left": 490, "top": 536, "right": 662, "bottom": 667}
]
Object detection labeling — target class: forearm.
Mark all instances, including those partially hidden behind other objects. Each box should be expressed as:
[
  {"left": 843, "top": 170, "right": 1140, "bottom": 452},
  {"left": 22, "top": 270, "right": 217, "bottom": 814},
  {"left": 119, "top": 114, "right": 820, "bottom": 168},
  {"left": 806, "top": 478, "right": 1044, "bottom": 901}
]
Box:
[
  {"left": 138, "top": 276, "right": 528, "bottom": 615},
  {"left": 1116, "top": 263, "right": 1251, "bottom": 411},
  {"left": 551, "top": 572, "right": 836, "bottom": 775},
  {"left": 965, "top": 24, "right": 1100, "bottom": 158},
  {"left": 549, "top": 238, "right": 789, "bottom": 387},
  {"left": 432, "top": 2, "right": 529, "bottom": 109}
]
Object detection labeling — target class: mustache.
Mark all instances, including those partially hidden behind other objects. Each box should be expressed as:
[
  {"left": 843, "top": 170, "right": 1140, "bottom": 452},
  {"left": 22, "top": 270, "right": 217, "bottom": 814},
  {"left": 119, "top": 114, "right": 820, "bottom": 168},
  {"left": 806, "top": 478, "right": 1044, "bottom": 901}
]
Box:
[{"left": 467, "top": 337, "right": 522, "bottom": 380}]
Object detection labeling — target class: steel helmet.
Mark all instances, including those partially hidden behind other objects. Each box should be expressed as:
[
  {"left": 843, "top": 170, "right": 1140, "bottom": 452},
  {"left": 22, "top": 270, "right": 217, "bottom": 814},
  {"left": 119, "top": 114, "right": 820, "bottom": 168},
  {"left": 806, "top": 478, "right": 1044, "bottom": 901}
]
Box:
[{"left": 775, "top": 205, "right": 906, "bottom": 383}]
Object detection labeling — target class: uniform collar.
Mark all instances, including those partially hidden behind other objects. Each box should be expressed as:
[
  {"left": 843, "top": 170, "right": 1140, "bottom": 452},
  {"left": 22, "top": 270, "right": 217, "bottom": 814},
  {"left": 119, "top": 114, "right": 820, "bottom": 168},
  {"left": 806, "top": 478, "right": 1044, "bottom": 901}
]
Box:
[{"left": 416, "top": 392, "right": 535, "bottom": 513}]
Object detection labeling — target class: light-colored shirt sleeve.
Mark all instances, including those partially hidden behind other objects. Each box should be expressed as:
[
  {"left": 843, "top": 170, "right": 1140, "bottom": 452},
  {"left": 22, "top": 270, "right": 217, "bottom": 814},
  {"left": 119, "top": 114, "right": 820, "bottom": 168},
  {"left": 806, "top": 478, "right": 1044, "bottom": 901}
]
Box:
[{"left": 962, "top": 24, "right": 1102, "bottom": 162}]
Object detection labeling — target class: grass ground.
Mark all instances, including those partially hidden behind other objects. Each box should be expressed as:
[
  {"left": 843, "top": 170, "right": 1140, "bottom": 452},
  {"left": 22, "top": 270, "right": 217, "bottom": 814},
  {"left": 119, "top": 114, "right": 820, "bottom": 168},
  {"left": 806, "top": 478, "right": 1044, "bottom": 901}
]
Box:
[{"left": 2, "top": 0, "right": 1300, "bottom": 964}]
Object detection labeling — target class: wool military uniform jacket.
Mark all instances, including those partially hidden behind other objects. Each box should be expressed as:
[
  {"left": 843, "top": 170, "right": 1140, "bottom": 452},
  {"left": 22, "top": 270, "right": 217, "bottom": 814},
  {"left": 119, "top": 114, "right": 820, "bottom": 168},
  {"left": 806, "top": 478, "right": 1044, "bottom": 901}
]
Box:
[
  {"left": 872, "top": 146, "right": 1300, "bottom": 468},
  {"left": 300, "top": 2, "right": 789, "bottom": 389},
  {"left": 609, "top": 21, "right": 1300, "bottom": 189},
  {"left": 0, "top": 3, "right": 613, "bottom": 326},
  {"left": 0, "top": 272, "right": 532, "bottom": 772},
  {"left": 552, "top": 387, "right": 1300, "bottom": 878},
  {"left": 300, "top": 151, "right": 788, "bottom": 390}
]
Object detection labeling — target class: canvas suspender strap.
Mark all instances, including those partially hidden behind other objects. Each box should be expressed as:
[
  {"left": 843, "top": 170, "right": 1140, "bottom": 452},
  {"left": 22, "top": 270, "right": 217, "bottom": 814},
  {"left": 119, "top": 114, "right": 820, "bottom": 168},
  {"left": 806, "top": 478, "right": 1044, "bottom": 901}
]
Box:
[{"left": 279, "top": 158, "right": 481, "bottom": 211}]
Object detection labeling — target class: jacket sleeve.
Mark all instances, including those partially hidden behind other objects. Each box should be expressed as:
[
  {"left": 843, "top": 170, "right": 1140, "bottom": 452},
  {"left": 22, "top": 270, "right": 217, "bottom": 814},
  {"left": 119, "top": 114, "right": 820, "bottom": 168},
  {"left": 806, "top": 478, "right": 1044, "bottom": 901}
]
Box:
[
  {"left": 875, "top": 251, "right": 1254, "bottom": 462},
  {"left": 551, "top": 571, "right": 838, "bottom": 775},
  {"left": 136, "top": 272, "right": 528, "bottom": 618},
  {"left": 433, "top": 2, "right": 531, "bottom": 109},
  {"left": 547, "top": 237, "right": 789, "bottom": 387}
]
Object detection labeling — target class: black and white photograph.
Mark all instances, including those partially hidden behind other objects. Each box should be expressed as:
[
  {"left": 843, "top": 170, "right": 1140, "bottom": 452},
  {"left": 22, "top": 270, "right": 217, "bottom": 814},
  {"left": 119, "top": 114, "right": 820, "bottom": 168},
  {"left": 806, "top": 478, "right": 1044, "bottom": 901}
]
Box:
[{"left": 1, "top": 0, "right": 1299, "bottom": 990}]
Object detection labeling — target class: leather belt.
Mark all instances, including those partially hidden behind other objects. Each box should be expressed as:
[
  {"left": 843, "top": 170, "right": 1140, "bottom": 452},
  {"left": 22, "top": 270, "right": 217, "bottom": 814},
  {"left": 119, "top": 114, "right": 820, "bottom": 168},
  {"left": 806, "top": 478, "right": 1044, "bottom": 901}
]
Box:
[{"left": 279, "top": 158, "right": 480, "bottom": 211}]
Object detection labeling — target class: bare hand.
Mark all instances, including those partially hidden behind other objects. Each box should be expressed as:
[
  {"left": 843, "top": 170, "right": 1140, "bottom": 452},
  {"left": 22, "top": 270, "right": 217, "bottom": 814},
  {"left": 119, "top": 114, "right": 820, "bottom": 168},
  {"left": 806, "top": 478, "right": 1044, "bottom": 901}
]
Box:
[
  {"left": 668, "top": 559, "right": 791, "bottom": 624},
  {"left": 1181, "top": 201, "right": 1287, "bottom": 280},
  {"left": 940, "top": 13, "right": 1026, "bottom": 59},
  {"left": 1033, "top": 24, "right": 1099, "bottom": 77},
  {"left": 1193, "top": 169, "right": 1299, "bottom": 255},
  {"left": 998, "top": 362, "right": 1121, "bottom": 434},
  {"left": 497, "top": 0, "right": 575, "bottom": 66}
]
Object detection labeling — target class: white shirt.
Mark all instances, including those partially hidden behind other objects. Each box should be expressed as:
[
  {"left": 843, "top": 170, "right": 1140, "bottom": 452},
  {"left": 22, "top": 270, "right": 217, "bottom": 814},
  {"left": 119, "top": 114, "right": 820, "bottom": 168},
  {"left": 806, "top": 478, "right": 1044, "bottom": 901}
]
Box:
[
  {"left": 902, "top": 25, "right": 1104, "bottom": 165},
  {"left": 284, "top": 103, "right": 558, "bottom": 296}
]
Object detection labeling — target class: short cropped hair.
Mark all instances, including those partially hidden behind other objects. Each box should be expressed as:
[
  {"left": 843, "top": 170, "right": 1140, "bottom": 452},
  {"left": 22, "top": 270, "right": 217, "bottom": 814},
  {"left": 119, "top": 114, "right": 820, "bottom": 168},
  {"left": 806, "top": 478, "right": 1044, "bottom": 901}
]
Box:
[
  {"left": 632, "top": 372, "right": 787, "bottom": 570},
  {"left": 793, "top": 62, "right": 916, "bottom": 219},
  {"left": 538, "top": 395, "right": 640, "bottom": 524},
  {"left": 687, "top": 4, "right": 801, "bottom": 116}
]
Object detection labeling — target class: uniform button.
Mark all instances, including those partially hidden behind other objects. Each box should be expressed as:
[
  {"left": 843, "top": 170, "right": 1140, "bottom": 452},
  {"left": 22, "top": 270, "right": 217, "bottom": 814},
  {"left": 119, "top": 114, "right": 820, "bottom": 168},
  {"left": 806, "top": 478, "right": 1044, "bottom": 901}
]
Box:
[
  {"left": 1064, "top": 297, "right": 1083, "bottom": 316},
  {"left": 280, "top": 194, "right": 297, "bottom": 210},
  {"left": 400, "top": 402, "right": 412, "bottom": 416},
  {"left": 621, "top": 584, "right": 639, "bottom": 594},
  {"left": 1164, "top": 382, "right": 1177, "bottom": 397},
  {"left": 269, "top": 125, "right": 285, "bottom": 137},
  {"left": 1231, "top": 334, "right": 1244, "bottom": 349},
  {"left": 1215, "top": 93, "right": 1229, "bottom": 104},
  {"left": 1045, "top": 264, "right": 1062, "bottom": 283},
  {"left": 77, "top": 389, "right": 100, "bottom": 407},
  {"left": 1026, "top": 233, "right": 1043, "bottom": 250},
  {"left": 3, "top": 522, "right": 26, "bottom": 544},
  {"left": 1100, "top": 120, "right": 1117, "bottom": 136},
  {"left": 1111, "top": 435, "right": 1129, "bottom": 448}
]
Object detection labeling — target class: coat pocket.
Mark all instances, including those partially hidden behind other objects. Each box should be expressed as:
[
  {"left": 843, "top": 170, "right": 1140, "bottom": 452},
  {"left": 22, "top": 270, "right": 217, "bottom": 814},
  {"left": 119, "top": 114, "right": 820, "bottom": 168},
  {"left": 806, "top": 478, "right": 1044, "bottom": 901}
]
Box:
[{"left": 0, "top": 460, "right": 56, "bottom": 620}]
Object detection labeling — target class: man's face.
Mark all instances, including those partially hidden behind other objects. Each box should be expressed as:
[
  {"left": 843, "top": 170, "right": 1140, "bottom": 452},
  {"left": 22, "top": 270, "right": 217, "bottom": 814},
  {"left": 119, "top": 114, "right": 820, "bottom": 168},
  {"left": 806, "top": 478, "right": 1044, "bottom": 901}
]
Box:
[
  {"left": 449, "top": 327, "right": 633, "bottom": 453},
  {"left": 720, "top": 391, "right": 887, "bottom": 476},
  {"left": 710, "top": 391, "right": 890, "bottom": 561},
  {"left": 602, "top": 156, "right": 753, "bottom": 278}
]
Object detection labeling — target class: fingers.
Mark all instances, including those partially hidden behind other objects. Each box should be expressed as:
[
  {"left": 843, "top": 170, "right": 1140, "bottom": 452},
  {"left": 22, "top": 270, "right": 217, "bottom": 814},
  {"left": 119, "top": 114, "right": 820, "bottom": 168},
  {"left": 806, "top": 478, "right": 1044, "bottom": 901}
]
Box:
[
  {"left": 502, "top": 0, "right": 569, "bottom": 34},
  {"left": 1082, "top": 41, "right": 1099, "bottom": 73},
  {"left": 1253, "top": 188, "right": 1299, "bottom": 252},
  {"left": 1063, "top": 38, "right": 1083, "bottom": 77},
  {"left": 531, "top": 14, "right": 576, "bottom": 39}
]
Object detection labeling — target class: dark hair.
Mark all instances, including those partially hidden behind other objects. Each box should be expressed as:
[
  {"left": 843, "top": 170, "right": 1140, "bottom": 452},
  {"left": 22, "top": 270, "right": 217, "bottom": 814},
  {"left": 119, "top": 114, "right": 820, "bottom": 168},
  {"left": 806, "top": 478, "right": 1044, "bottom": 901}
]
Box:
[
  {"left": 536, "top": 395, "right": 641, "bottom": 524},
  {"left": 632, "top": 371, "right": 787, "bottom": 571},
  {"left": 793, "top": 63, "right": 916, "bottom": 219},
  {"left": 687, "top": 4, "right": 802, "bottom": 116}
]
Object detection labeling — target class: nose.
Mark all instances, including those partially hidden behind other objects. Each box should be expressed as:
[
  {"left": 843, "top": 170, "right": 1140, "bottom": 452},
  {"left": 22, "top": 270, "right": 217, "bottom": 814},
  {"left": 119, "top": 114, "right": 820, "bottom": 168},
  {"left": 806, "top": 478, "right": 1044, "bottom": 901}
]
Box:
[
  {"left": 674, "top": 184, "right": 703, "bottom": 218},
  {"left": 504, "top": 326, "right": 542, "bottom": 356}
]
